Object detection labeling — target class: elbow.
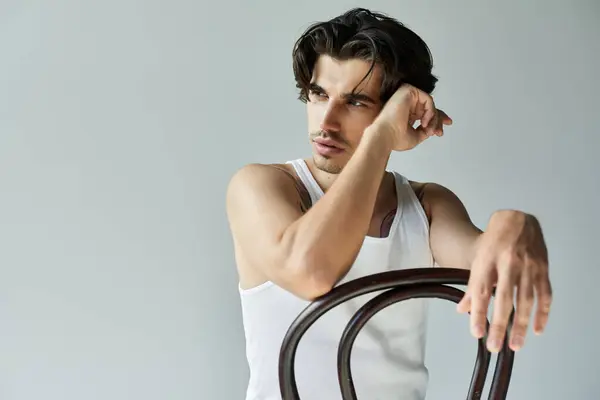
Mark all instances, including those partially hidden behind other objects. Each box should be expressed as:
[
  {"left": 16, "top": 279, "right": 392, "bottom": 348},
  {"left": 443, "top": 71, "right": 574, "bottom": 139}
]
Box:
[
  {"left": 297, "top": 276, "right": 335, "bottom": 302},
  {"left": 285, "top": 252, "right": 337, "bottom": 301},
  {"left": 300, "top": 278, "right": 335, "bottom": 301},
  {"left": 278, "top": 228, "right": 341, "bottom": 301}
]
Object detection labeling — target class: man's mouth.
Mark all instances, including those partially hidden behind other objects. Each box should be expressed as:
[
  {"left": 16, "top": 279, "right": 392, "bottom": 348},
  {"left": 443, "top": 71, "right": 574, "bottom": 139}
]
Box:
[
  {"left": 313, "top": 137, "right": 343, "bottom": 149},
  {"left": 313, "top": 137, "right": 345, "bottom": 156}
]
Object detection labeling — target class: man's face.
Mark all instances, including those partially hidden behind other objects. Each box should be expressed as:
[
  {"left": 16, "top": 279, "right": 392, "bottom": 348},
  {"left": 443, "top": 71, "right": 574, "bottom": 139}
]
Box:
[{"left": 306, "top": 55, "right": 384, "bottom": 174}]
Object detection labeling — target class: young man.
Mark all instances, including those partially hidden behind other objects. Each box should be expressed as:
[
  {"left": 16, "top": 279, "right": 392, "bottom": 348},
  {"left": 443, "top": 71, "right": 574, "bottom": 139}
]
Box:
[{"left": 226, "top": 8, "right": 552, "bottom": 400}]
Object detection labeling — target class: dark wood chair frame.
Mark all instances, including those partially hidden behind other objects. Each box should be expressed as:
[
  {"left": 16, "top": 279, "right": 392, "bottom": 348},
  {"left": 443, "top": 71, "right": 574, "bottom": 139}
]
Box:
[{"left": 278, "top": 268, "right": 515, "bottom": 399}]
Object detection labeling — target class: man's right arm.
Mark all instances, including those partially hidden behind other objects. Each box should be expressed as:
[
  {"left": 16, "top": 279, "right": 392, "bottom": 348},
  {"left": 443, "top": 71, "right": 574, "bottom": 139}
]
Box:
[{"left": 226, "top": 129, "right": 394, "bottom": 300}]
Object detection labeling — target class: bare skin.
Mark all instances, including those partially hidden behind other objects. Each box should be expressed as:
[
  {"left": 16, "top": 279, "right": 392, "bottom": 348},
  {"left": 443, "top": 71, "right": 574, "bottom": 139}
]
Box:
[
  {"left": 226, "top": 55, "right": 552, "bottom": 353},
  {"left": 232, "top": 161, "right": 442, "bottom": 290}
]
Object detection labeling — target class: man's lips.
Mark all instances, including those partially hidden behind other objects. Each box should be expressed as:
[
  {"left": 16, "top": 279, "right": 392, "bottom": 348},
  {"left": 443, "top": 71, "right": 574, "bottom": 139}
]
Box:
[
  {"left": 313, "top": 137, "right": 343, "bottom": 149},
  {"left": 313, "top": 137, "right": 345, "bottom": 156}
]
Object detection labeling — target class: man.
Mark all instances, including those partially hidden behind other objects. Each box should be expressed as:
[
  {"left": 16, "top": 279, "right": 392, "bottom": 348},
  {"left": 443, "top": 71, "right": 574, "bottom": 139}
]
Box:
[{"left": 226, "top": 8, "right": 552, "bottom": 400}]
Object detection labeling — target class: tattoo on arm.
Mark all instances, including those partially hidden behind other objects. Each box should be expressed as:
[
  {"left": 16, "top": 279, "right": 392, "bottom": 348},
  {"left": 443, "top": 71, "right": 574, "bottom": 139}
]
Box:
[{"left": 296, "top": 183, "right": 312, "bottom": 213}]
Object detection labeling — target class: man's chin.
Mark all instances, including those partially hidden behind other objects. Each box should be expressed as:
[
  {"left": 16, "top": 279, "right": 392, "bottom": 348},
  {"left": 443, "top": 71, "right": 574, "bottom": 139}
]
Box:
[{"left": 313, "top": 154, "right": 344, "bottom": 174}]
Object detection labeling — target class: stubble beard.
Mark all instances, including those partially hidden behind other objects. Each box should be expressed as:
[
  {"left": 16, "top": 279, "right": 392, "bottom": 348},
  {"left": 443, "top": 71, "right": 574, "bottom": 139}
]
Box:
[
  {"left": 313, "top": 154, "right": 344, "bottom": 174},
  {"left": 310, "top": 130, "right": 347, "bottom": 174}
]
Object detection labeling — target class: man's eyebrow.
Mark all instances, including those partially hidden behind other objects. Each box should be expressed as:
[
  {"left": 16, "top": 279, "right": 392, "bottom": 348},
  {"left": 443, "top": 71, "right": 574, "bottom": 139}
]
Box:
[
  {"left": 308, "top": 83, "right": 377, "bottom": 104},
  {"left": 308, "top": 83, "right": 325, "bottom": 93},
  {"left": 344, "top": 92, "right": 376, "bottom": 104}
]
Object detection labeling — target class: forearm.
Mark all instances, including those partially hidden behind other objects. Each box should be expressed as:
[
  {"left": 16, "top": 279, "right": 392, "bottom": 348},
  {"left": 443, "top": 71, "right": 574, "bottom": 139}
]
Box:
[{"left": 281, "top": 128, "right": 393, "bottom": 290}]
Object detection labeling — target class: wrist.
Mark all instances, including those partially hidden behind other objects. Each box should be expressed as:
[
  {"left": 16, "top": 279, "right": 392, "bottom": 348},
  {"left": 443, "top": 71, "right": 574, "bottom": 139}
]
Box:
[
  {"left": 469, "top": 232, "right": 485, "bottom": 265},
  {"left": 362, "top": 125, "right": 395, "bottom": 154}
]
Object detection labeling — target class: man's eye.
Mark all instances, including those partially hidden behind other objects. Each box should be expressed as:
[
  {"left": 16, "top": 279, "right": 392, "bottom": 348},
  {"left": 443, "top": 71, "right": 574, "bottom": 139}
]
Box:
[{"left": 310, "top": 90, "right": 326, "bottom": 98}]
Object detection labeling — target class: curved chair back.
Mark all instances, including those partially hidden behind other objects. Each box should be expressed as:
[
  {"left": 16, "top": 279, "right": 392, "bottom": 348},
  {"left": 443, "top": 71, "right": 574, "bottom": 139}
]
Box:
[{"left": 278, "top": 268, "right": 515, "bottom": 399}]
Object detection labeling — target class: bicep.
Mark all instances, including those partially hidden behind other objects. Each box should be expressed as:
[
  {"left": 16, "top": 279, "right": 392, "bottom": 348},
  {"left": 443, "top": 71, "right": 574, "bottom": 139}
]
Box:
[
  {"left": 226, "top": 164, "right": 306, "bottom": 289},
  {"left": 424, "top": 183, "right": 482, "bottom": 269}
]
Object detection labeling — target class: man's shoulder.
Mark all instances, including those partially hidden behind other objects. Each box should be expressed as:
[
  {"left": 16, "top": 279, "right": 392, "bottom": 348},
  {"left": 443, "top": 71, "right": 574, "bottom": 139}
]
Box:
[
  {"left": 228, "top": 162, "right": 299, "bottom": 186},
  {"left": 226, "top": 162, "right": 303, "bottom": 200},
  {"left": 227, "top": 161, "right": 311, "bottom": 212},
  {"left": 403, "top": 178, "right": 450, "bottom": 197},
  {"left": 400, "top": 179, "right": 458, "bottom": 224},
  {"left": 404, "top": 179, "right": 467, "bottom": 218},
  {"left": 407, "top": 179, "right": 460, "bottom": 201}
]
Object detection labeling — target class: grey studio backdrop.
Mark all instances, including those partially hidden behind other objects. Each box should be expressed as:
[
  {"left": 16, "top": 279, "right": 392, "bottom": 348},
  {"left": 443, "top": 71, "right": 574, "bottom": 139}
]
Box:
[{"left": 1, "top": 1, "right": 598, "bottom": 399}]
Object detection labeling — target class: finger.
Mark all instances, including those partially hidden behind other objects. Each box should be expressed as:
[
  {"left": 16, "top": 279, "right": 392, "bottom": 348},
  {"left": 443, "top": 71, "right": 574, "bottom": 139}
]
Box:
[
  {"left": 509, "top": 268, "right": 534, "bottom": 351},
  {"left": 407, "top": 125, "right": 430, "bottom": 145},
  {"left": 435, "top": 115, "right": 445, "bottom": 137},
  {"left": 468, "top": 262, "right": 496, "bottom": 339},
  {"left": 436, "top": 109, "right": 451, "bottom": 136},
  {"left": 420, "top": 94, "right": 436, "bottom": 128},
  {"left": 426, "top": 110, "right": 440, "bottom": 137},
  {"left": 456, "top": 290, "right": 471, "bottom": 314},
  {"left": 533, "top": 270, "right": 553, "bottom": 335},
  {"left": 437, "top": 109, "right": 453, "bottom": 125},
  {"left": 411, "top": 101, "right": 425, "bottom": 125},
  {"left": 422, "top": 122, "right": 438, "bottom": 138},
  {"left": 431, "top": 115, "right": 443, "bottom": 137},
  {"left": 488, "top": 261, "right": 518, "bottom": 353}
]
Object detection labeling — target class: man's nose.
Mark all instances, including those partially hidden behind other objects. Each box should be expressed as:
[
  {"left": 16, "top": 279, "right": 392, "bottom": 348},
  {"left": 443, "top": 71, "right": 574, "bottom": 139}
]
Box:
[{"left": 320, "top": 103, "right": 342, "bottom": 133}]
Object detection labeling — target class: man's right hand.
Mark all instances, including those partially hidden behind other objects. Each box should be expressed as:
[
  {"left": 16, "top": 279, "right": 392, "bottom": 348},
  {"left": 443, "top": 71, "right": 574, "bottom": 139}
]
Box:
[{"left": 367, "top": 84, "right": 453, "bottom": 152}]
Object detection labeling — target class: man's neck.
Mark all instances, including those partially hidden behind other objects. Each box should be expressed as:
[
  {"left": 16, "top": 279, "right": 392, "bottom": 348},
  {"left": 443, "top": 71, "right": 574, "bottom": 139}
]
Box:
[{"left": 304, "top": 157, "right": 393, "bottom": 208}]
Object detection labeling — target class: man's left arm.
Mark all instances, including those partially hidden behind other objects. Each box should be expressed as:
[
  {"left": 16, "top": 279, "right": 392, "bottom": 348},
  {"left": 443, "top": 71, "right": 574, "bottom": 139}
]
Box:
[{"left": 421, "top": 183, "right": 553, "bottom": 353}]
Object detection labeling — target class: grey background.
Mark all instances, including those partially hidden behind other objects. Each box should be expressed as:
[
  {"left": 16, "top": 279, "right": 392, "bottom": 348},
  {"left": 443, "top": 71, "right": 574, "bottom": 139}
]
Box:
[{"left": 1, "top": 1, "right": 598, "bottom": 399}]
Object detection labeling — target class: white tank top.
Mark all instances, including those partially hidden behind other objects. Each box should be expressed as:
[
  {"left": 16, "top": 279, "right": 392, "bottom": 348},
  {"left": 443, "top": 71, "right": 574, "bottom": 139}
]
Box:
[{"left": 238, "top": 159, "right": 435, "bottom": 400}]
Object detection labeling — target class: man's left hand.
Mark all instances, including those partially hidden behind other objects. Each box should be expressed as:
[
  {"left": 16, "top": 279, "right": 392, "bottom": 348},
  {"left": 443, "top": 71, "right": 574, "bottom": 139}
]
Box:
[{"left": 456, "top": 210, "right": 552, "bottom": 352}]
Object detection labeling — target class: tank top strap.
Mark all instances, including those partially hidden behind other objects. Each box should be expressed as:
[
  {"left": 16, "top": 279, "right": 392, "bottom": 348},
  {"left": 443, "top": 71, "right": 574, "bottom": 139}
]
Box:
[
  {"left": 286, "top": 159, "right": 324, "bottom": 204},
  {"left": 392, "top": 171, "right": 431, "bottom": 234}
]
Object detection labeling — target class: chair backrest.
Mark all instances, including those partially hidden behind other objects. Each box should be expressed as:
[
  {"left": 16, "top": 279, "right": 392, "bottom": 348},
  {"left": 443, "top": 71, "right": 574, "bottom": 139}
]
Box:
[{"left": 278, "top": 268, "right": 515, "bottom": 400}]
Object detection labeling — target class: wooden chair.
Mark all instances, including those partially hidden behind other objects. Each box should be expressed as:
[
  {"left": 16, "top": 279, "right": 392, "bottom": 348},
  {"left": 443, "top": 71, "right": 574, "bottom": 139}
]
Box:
[{"left": 278, "top": 268, "right": 515, "bottom": 399}]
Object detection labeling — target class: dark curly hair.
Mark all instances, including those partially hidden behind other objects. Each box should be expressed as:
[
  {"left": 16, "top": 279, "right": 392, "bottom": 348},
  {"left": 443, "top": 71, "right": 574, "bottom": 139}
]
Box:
[{"left": 292, "top": 8, "right": 438, "bottom": 103}]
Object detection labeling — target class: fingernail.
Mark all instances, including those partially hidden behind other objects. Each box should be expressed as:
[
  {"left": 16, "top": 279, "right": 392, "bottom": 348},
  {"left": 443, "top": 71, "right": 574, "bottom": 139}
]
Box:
[
  {"left": 472, "top": 324, "right": 484, "bottom": 337},
  {"left": 511, "top": 335, "right": 524, "bottom": 349},
  {"left": 487, "top": 337, "right": 501, "bottom": 352}
]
